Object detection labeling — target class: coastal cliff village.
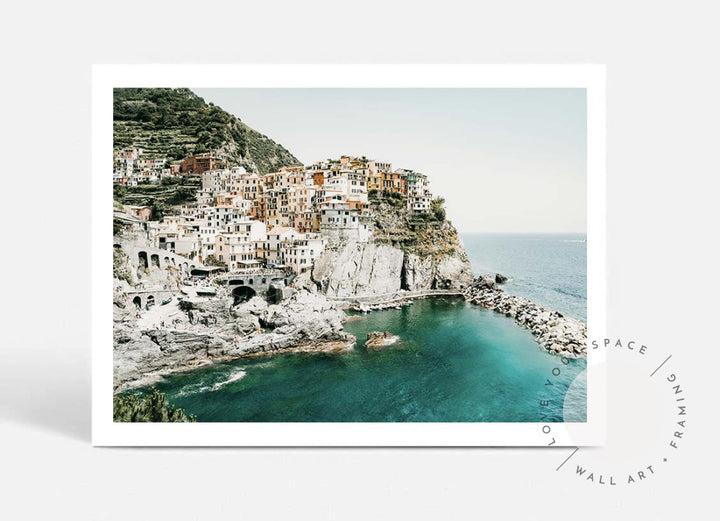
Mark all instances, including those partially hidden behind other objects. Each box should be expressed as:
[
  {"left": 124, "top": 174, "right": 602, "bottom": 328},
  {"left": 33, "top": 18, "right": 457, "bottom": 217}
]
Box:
[
  {"left": 112, "top": 91, "right": 586, "bottom": 395},
  {"left": 114, "top": 149, "right": 435, "bottom": 276},
  {"left": 113, "top": 147, "right": 586, "bottom": 396}
]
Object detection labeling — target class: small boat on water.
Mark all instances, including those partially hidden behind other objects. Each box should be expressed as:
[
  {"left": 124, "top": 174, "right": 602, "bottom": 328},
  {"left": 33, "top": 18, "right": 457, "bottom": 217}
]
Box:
[{"left": 161, "top": 297, "right": 173, "bottom": 305}]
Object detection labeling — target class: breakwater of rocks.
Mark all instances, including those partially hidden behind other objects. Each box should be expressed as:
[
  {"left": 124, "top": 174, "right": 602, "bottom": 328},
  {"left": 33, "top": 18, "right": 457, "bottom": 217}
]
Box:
[{"left": 463, "top": 275, "right": 587, "bottom": 357}]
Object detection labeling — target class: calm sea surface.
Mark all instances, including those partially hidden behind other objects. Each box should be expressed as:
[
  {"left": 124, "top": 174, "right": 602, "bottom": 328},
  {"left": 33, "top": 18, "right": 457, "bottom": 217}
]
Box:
[
  {"left": 134, "top": 233, "right": 587, "bottom": 422},
  {"left": 462, "top": 233, "right": 587, "bottom": 321}
]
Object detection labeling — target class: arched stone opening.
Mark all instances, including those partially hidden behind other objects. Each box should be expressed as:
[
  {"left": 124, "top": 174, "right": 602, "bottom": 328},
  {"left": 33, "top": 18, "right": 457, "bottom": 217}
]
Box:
[
  {"left": 147, "top": 295, "right": 155, "bottom": 308},
  {"left": 151, "top": 254, "right": 160, "bottom": 268},
  {"left": 231, "top": 285, "right": 256, "bottom": 305},
  {"left": 138, "top": 251, "right": 148, "bottom": 269},
  {"left": 164, "top": 257, "right": 169, "bottom": 266},
  {"left": 133, "top": 296, "right": 142, "bottom": 309}
]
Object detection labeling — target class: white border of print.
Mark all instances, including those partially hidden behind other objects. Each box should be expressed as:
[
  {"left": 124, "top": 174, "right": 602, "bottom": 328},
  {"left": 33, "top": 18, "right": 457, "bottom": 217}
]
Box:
[{"left": 92, "top": 64, "right": 606, "bottom": 446}]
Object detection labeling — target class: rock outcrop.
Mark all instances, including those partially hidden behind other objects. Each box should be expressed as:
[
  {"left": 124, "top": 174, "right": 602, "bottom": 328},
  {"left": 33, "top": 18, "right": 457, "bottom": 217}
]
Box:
[
  {"left": 311, "top": 194, "right": 474, "bottom": 298},
  {"left": 495, "top": 273, "right": 508, "bottom": 284},
  {"left": 402, "top": 251, "right": 474, "bottom": 291},
  {"left": 464, "top": 275, "right": 587, "bottom": 358},
  {"left": 113, "top": 289, "right": 355, "bottom": 392},
  {"left": 363, "top": 331, "right": 401, "bottom": 349}
]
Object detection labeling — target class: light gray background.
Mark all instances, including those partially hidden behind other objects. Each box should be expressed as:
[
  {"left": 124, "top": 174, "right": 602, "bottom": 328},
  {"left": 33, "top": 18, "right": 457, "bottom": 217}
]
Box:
[{"left": 1, "top": 1, "right": 718, "bottom": 519}]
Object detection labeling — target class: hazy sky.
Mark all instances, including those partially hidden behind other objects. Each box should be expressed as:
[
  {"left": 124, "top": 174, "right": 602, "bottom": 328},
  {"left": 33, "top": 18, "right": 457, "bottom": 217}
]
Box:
[{"left": 193, "top": 88, "right": 586, "bottom": 233}]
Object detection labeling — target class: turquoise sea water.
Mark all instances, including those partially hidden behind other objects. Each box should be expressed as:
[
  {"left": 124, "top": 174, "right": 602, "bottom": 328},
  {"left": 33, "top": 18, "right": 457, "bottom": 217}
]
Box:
[{"left": 132, "top": 233, "right": 587, "bottom": 422}]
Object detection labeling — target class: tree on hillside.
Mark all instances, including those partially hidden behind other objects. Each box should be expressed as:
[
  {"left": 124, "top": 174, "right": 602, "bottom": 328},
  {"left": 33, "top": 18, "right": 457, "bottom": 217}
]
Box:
[
  {"left": 168, "top": 186, "right": 197, "bottom": 205},
  {"left": 431, "top": 197, "right": 446, "bottom": 221},
  {"left": 113, "top": 389, "right": 196, "bottom": 422},
  {"left": 161, "top": 176, "right": 182, "bottom": 186},
  {"left": 204, "top": 255, "right": 225, "bottom": 267}
]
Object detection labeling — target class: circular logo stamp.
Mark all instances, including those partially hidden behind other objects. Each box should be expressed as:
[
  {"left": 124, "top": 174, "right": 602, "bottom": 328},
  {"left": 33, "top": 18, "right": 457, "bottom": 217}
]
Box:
[{"left": 540, "top": 338, "right": 688, "bottom": 486}]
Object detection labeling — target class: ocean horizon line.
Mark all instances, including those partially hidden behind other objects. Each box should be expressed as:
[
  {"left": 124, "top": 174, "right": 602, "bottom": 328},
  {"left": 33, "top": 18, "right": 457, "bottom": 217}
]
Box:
[{"left": 458, "top": 231, "right": 586, "bottom": 235}]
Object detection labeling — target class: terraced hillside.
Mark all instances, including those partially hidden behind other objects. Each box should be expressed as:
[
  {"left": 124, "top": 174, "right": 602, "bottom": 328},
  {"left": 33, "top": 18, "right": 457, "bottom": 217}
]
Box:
[
  {"left": 113, "top": 176, "right": 201, "bottom": 220},
  {"left": 114, "top": 88, "right": 301, "bottom": 175}
]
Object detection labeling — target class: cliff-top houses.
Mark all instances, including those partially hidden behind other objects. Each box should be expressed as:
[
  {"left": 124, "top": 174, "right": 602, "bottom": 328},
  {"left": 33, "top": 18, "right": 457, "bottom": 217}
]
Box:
[{"left": 115, "top": 153, "right": 434, "bottom": 275}]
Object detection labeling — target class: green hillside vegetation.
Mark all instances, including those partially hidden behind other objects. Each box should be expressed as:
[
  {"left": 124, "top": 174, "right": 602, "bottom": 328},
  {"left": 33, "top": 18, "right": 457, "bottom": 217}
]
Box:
[
  {"left": 114, "top": 175, "right": 201, "bottom": 220},
  {"left": 369, "top": 191, "right": 456, "bottom": 257},
  {"left": 114, "top": 389, "right": 196, "bottom": 422},
  {"left": 114, "top": 88, "right": 301, "bottom": 175}
]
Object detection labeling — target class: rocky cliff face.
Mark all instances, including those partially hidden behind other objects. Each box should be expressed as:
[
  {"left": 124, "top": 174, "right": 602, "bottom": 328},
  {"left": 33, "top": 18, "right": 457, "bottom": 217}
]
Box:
[
  {"left": 312, "top": 194, "right": 474, "bottom": 298},
  {"left": 402, "top": 249, "right": 474, "bottom": 291},
  {"left": 312, "top": 242, "right": 405, "bottom": 297}
]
